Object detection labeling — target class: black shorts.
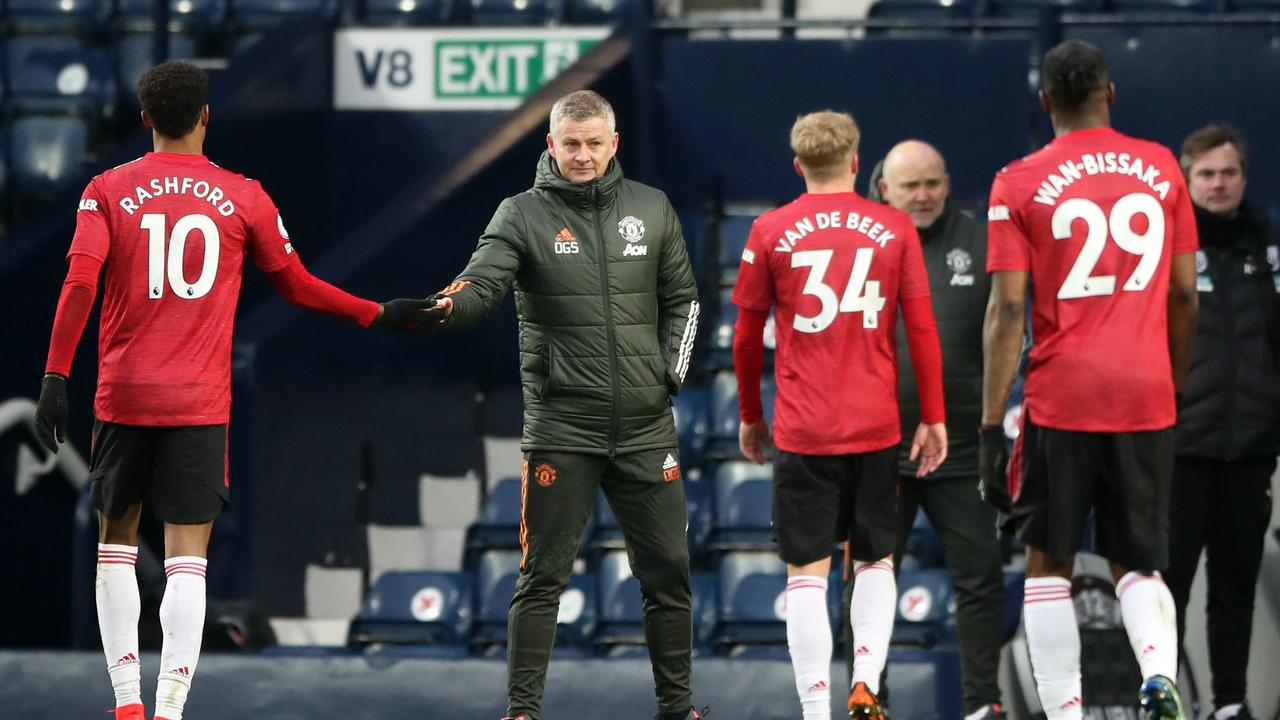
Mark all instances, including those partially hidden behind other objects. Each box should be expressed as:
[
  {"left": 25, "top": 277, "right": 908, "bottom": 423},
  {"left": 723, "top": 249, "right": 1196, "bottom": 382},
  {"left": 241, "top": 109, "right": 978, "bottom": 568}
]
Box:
[
  {"left": 89, "top": 420, "right": 229, "bottom": 524},
  {"left": 772, "top": 447, "right": 898, "bottom": 566},
  {"left": 1011, "top": 413, "right": 1173, "bottom": 571}
]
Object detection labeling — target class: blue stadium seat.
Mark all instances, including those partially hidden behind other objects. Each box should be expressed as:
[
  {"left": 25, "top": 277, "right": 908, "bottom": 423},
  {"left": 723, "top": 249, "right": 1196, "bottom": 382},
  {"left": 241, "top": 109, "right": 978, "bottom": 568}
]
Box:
[
  {"left": 711, "top": 288, "right": 776, "bottom": 368},
  {"left": 361, "top": 0, "right": 454, "bottom": 26},
  {"left": 708, "top": 370, "right": 774, "bottom": 457},
  {"left": 473, "top": 550, "right": 521, "bottom": 646},
  {"left": 473, "top": 550, "right": 595, "bottom": 651},
  {"left": 712, "top": 289, "right": 736, "bottom": 365},
  {"left": 232, "top": 0, "right": 339, "bottom": 28},
  {"left": 717, "top": 213, "right": 754, "bottom": 285},
  {"left": 672, "top": 386, "right": 709, "bottom": 468},
  {"left": 718, "top": 214, "right": 754, "bottom": 271},
  {"left": 1002, "top": 570, "right": 1025, "bottom": 641},
  {"left": 465, "top": 476, "right": 523, "bottom": 563},
  {"left": 347, "top": 570, "right": 472, "bottom": 651},
  {"left": 1110, "top": 0, "right": 1217, "bottom": 11},
  {"left": 570, "top": 0, "right": 631, "bottom": 23},
  {"left": 0, "top": 137, "right": 8, "bottom": 213},
  {"left": 554, "top": 573, "right": 597, "bottom": 651},
  {"left": 866, "top": 0, "right": 980, "bottom": 35},
  {"left": 6, "top": 115, "right": 90, "bottom": 206},
  {"left": 114, "top": 34, "right": 200, "bottom": 115},
  {"left": 985, "top": 0, "right": 1104, "bottom": 18},
  {"left": 710, "top": 461, "right": 773, "bottom": 552},
  {"left": 470, "top": 0, "right": 564, "bottom": 25},
  {"left": 5, "top": 38, "right": 117, "bottom": 120},
  {"left": 4, "top": 0, "right": 111, "bottom": 32},
  {"left": 893, "top": 568, "right": 956, "bottom": 647},
  {"left": 715, "top": 551, "right": 787, "bottom": 647},
  {"left": 115, "top": 0, "right": 229, "bottom": 30}
]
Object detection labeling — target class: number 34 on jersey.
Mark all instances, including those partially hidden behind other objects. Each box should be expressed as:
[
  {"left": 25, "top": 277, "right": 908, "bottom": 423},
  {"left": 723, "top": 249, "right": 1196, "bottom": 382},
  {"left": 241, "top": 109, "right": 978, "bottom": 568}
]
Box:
[{"left": 791, "top": 247, "right": 884, "bottom": 333}]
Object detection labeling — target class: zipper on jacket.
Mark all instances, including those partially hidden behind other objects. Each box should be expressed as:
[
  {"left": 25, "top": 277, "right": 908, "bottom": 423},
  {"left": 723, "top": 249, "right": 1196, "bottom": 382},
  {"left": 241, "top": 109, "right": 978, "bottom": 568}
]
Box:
[{"left": 593, "top": 184, "right": 622, "bottom": 458}]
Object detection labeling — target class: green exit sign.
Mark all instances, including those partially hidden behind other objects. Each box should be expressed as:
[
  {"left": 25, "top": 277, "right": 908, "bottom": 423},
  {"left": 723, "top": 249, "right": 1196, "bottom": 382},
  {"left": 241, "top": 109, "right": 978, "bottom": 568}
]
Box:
[{"left": 435, "top": 39, "right": 602, "bottom": 100}]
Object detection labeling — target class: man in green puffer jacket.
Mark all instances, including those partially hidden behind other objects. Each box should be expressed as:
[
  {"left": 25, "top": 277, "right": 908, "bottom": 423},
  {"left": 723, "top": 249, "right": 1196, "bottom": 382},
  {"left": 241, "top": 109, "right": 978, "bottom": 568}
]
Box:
[{"left": 428, "top": 90, "right": 703, "bottom": 720}]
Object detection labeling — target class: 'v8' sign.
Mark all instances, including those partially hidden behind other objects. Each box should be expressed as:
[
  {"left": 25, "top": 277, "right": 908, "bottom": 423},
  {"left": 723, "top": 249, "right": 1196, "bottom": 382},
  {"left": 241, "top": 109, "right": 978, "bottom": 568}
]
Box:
[{"left": 334, "top": 28, "right": 609, "bottom": 111}]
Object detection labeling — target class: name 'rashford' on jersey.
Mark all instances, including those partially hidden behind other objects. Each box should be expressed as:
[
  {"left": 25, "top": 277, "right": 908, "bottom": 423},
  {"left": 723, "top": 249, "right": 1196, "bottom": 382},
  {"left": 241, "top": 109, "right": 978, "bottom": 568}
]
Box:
[
  {"left": 732, "top": 192, "right": 931, "bottom": 455},
  {"left": 69, "top": 152, "right": 299, "bottom": 426},
  {"left": 987, "top": 127, "right": 1199, "bottom": 432}
]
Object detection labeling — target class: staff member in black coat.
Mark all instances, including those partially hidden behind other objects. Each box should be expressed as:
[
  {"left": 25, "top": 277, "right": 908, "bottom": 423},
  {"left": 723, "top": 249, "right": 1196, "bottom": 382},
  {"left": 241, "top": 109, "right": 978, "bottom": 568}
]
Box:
[
  {"left": 843, "top": 140, "right": 1006, "bottom": 720},
  {"left": 1164, "top": 124, "right": 1280, "bottom": 720}
]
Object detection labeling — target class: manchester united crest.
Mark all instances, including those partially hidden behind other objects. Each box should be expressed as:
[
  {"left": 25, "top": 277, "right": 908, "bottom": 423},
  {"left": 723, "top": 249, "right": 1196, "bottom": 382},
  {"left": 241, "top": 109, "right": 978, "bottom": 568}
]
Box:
[
  {"left": 534, "top": 463, "right": 557, "bottom": 487},
  {"left": 618, "top": 216, "right": 646, "bottom": 243},
  {"left": 945, "top": 248, "right": 972, "bottom": 274}
]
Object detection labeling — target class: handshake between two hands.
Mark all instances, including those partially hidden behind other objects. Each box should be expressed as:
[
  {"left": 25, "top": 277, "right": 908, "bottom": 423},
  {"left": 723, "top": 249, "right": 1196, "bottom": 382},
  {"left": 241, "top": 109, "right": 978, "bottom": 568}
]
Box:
[{"left": 375, "top": 294, "right": 454, "bottom": 334}]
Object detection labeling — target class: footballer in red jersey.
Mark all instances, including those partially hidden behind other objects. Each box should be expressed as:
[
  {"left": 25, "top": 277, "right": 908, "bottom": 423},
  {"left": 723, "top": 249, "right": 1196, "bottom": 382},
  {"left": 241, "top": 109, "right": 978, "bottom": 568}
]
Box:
[
  {"left": 979, "top": 42, "right": 1198, "bottom": 720},
  {"left": 732, "top": 111, "right": 946, "bottom": 720},
  {"left": 33, "top": 61, "right": 441, "bottom": 720}
]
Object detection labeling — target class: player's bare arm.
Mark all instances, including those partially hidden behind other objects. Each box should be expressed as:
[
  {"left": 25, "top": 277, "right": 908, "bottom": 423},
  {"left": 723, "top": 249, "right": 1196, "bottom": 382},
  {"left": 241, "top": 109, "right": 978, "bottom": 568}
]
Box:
[
  {"left": 1166, "top": 252, "right": 1199, "bottom": 393},
  {"left": 981, "top": 270, "right": 1027, "bottom": 427}
]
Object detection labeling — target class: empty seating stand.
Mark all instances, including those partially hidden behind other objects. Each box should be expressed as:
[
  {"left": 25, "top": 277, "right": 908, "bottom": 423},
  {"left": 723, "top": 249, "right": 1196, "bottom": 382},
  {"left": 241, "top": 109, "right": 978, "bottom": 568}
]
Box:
[
  {"left": 469, "top": 0, "right": 564, "bottom": 25},
  {"left": 569, "top": 0, "right": 632, "bottom": 23},
  {"left": 6, "top": 37, "right": 117, "bottom": 120},
  {"left": 360, "top": 0, "right": 455, "bottom": 26},
  {"left": 473, "top": 550, "right": 596, "bottom": 655}
]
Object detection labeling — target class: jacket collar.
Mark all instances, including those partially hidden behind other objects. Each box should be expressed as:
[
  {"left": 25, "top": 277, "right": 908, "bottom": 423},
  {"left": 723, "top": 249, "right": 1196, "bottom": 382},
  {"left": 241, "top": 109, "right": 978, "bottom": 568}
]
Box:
[
  {"left": 918, "top": 203, "right": 959, "bottom": 245},
  {"left": 1194, "top": 199, "right": 1268, "bottom": 251},
  {"left": 534, "top": 151, "right": 623, "bottom": 210}
]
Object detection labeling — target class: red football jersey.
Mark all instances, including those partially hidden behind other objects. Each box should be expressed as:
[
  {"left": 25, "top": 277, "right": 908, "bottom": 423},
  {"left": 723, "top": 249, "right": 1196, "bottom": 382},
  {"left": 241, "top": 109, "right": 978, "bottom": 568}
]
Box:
[
  {"left": 987, "top": 127, "right": 1198, "bottom": 432},
  {"left": 732, "top": 192, "right": 931, "bottom": 454},
  {"left": 69, "top": 152, "right": 298, "bottom": 426}
]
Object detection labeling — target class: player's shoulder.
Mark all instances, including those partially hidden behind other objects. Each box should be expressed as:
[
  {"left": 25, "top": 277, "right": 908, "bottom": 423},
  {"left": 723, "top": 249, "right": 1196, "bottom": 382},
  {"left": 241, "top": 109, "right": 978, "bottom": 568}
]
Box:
[
  {"left": 1113, "top": 131, "right": 1180, "bottom": 166},
  {"left": 856, "top": 195, "right": 914, "bottom": 232}
]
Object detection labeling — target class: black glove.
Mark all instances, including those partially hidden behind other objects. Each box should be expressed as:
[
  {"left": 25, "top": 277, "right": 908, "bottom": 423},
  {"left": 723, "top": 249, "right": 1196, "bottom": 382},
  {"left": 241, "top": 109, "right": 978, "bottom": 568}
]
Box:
[
  {"left": 977, "top": 424, "right": 1012, "bottom": 514},
  {"left": 35, "top": 373, "right": 68, "bottom": 455},
  {"left": 375, "top": 295, "right": 449, "bottom": 334}
]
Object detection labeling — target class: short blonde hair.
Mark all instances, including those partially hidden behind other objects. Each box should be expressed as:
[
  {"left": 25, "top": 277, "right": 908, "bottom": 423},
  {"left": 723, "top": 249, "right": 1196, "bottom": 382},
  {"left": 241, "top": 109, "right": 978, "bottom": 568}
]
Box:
[{"left": 790, "top": 110, "right": 860, "bottom": 181}]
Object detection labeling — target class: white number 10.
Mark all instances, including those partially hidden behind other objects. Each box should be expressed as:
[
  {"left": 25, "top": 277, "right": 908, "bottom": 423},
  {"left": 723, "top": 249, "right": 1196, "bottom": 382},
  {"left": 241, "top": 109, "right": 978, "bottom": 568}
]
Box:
[
  {"left": 142, "top": 213, "right": 221, "bottom": 300},
  {"left": 1053, "top": 192, "right": 1164, "bottom": 300}
]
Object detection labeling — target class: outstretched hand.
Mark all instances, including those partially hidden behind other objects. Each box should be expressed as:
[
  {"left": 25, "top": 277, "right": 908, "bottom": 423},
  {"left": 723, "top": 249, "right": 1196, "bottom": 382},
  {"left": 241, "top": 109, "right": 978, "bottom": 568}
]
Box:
[{"left": 376, "top": 295, "right": 452, "bottom": 334}]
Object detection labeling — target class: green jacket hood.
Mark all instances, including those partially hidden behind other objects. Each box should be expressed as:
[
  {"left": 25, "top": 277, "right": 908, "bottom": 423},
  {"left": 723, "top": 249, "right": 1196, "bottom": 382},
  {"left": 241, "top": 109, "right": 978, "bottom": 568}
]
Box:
[{"left": 533, "top": 151, "right": 624, "bottom": 209}]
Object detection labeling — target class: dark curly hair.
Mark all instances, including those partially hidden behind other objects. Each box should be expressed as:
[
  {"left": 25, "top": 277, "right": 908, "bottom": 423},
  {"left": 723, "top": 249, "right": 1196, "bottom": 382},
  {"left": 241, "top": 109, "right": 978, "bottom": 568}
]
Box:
[
  {"left": 1042, "top": 41, "right": 1109, "bottom": 115},
  {"left": 138, "top": 60, "right": 208, "bottom": 140}
]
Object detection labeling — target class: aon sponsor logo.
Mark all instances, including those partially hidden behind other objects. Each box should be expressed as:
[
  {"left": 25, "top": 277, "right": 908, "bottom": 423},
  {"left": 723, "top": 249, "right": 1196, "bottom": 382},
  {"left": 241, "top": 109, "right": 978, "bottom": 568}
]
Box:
[{"left": 623, "top": 243, "right": 648, "bottom": 257}]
